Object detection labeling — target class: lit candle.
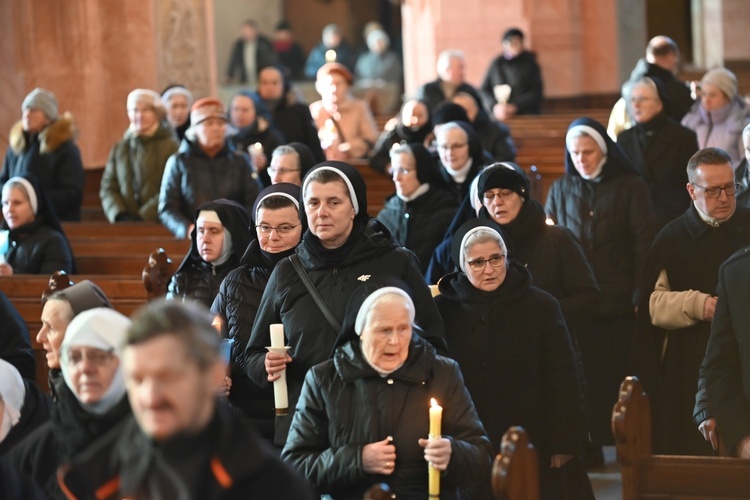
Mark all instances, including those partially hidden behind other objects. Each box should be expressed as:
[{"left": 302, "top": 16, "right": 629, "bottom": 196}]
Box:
[
  {"left": 268, "top": 324, "right": 289, "bottom": 415},
  {"left": 429, "top": 398, "right": 442, "bottom": 498},
  {"left": 325, "top": 49, "right": 337, "bottom": 62}
]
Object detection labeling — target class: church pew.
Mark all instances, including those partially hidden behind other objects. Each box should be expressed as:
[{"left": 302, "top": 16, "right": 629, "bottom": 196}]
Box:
[
  {"left": 62, "top": 221, "right": 174, "bottom": 238},
  {"left": 69, "top": 237, "right": 188, "bottom": 257},
  {"left": 74, "top": 253, "right": 184, "bottom": 276},
  {"left": 492, "top": 426, "right": 540, "bottom": 500},
  {"left": 613, "top": 376, "right": 750, "bottom": 499}
]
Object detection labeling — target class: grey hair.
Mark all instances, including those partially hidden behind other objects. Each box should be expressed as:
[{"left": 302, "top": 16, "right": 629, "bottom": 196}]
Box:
[
  {"left": 437, "top": 49, "right": 464, "bottom": 76},
  {"left": 271, "top": 145, "right": 300, "bottom": 166}
]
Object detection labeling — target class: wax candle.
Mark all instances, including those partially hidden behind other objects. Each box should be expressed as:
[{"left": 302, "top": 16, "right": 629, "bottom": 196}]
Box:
[
  {"left": 269, "top": 324, "right": 288, "bottom": 415},
  {"left": 270, "top": 324, "right": 285, "bottom": 348},
  {"left": 429, "top": 398, "right": 442, "bottom": 498},
  {"left": 325, "top": 49, "right": 337, "bottom": 62}
]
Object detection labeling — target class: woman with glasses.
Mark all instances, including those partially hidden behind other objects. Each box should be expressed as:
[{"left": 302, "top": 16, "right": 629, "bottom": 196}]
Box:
[
  {"left": 167, "top": 199, "right": 253, "bottom": 308},
  {"left": 6, "top": 308, "right": 131, "bottom": 499},
  {"left": 434, "top": 219, "right": 582, "bottom": 499},
  {"left": 376, "top": 143, "right": 458, "bottom": 274},
  {"left": 211, "top": 183, "right": 304, "bottom": 441}
]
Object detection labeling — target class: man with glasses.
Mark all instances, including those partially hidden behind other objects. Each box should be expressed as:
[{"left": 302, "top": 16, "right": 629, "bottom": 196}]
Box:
[{"left": 632, "top": 147, "right": 750, "bottom": 456}]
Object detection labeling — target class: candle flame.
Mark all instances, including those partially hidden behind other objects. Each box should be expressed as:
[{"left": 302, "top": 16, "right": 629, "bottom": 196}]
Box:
[
  {"left": 325, "top": 49, "right": 337, "bottom": 62},
  {"left": 431, "top": 398, "right": 439, "bottom": 408}
]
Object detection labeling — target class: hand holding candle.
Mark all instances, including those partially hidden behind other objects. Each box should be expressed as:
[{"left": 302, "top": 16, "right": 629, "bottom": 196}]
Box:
[
  {"left": 249, "top": 142, "right": 267, "bottom": 170},
  {"left": 266, "top": 324, "right": 291, "bottom": 416}
]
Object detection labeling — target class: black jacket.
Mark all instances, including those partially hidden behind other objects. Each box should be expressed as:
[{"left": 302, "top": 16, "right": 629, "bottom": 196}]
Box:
[
  {"left": 158, "top": 138, "right": 261, "bottom": 239},
  {"left": 229, "top": 120, "right": 285, "bottom": 188},
  {"left": 4, "top": 219, "right": 74, "bottom": 275},
  {"left": 265, "top": 91, "right": 326, "bottom": 163},
  {"left": 245, "top": 219, "right": 448, "bottom": 445},
  {"left": 628, "top": 58, "right": 694, "bottom": 121},
  {"left": 735, "top": 158, "right": 750, "bottom": 208},
  {"left": 480, "top": 51, "right": 543, "bottom": 115},
  {"left": 617, "top": 112, "right": 698, "bottom": 231},
  {"left": 376, "top": 187, "right": 459, "bottom": 274},
  {"left": 0, "top": 378, "right": 52, "bottom": 455},
  {"left": 282, "top": 336, "right": 492, "bottom": 500},
  {"left": 226, "top": 36, "right": 278, "bottom": 83},
  {"left": 58, "top": 403, "right": 315, "bottom": 500},
  {"left": 472, "top": 112, "right": 517, "bottom": 162},
  {"left": 0, "top": 291, "right": 36, "bottom": 380},
  {"left": 371, "top": 118, "right": 433, "bottom": 174},
  {"left": 416, "top": 79, "right": 485, "bottom": 115}
]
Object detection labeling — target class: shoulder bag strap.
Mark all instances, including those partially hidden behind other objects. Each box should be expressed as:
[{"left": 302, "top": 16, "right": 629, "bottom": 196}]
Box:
[{"left": 289, "top": 254, "right": 342, "bottom": 332}]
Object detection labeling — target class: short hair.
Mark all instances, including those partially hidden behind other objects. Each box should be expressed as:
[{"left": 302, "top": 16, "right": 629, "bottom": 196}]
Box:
[
  {"left": 126, "top": 300, "right": 220, "bottom": 371},
  {"left": 271, "top": 145, "right": 300, "bottom": 166},
  {"left": 462, "top": 228, "right": 508, "bottom": 270},
  {"left": 686, "top": 147, "right": 733, "bottom": 183},
  {"left": 646, "top": 36, "right": 679, "bottom": 59},
  {"left": 303, "top": 169, "right": 349, "bottom": 200},
  {"left": 437, "top": 49, "right": 464, "bottom": 75}
]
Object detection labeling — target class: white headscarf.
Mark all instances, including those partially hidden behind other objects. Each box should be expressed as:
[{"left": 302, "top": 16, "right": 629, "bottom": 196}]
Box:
[
  {"left": 2, "top": 177, "right": 38, "bottom": 214},
  {"left": 0, "top": 359, "right": 25, "bottom": 444}
]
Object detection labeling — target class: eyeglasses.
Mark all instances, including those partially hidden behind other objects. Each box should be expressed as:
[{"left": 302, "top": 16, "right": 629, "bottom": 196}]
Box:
[
  {"left": 466, "top": 254, "right": 506, "bottom": 272},
  {"left": 388, "top": 167, "right": 414, "bottom": 177},
  {"left": 268, "top": 167, "right": 301, "bottom": 176},
  {"left": 691, "top": 182, "right": 738, "bottom": 198},
  {"left": 65, "top": 348, "right": 115, "bottom": 368},
  {"left": 255, "top": 223, "right": 300, "bottom": 235},
  {"left": 629, "top": 96, "right": 659, "bottom": 104},
  {"left": 437, "top": 143, "right": 467, "bottom": 152},
  {"left": 483, "top": 189, "right": 518, "bottom": 202}
]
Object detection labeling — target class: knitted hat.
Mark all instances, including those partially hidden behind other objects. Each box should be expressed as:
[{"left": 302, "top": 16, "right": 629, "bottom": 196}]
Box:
[
  {"left": 190, "top": 97, "right": 228, "bottom": 126},
  {"left": 54, "top": 280, "right": 112, "bottom": 317},
  {"left": 22, "top": 88, "right": 58, "bottom": 120},
  {"left": 477, "top": 162, "right": 530, "bottom": 202},
  {"left": 317, "top": 62, "right": 353, "bottom": 85},
  {"left": 126, "top": 89, "right": 164, "bottom": 111},
  {"left": 701, "top": 67, "right": 738, "bottom": 101}
]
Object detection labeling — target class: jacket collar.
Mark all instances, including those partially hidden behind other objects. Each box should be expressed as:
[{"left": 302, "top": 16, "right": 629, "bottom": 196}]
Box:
[
  {"left": 334, "top": 335, "right": 436, "bottom": 385},
  {"left": 9, "top": 112, "right": 77, "bottom": 155}
]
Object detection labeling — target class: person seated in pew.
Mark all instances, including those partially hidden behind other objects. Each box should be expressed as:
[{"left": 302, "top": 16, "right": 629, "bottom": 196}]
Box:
[
  {"left": 161, "top": 85, "right": 193, "bottom": 142},
  {"left": 434, "top": 121, "right": 490, "bottom": 204},
  {"left": 451, "top": 91, "right": 517, "bottom": 164},
  {"left": 100, "top": 88, "right": 179, "bottom": 223},
  {"left": 167, "top": 199, "right": 253, "bottom": 309},
  {"left": 434, "top": 220, "right": 585, "bottom": 499},
  {"left": 415, "top": 49, "right": 485, "bottom": 116},
  {"left": 0, "top": 174, "right": 74, "bottom": 276},
  {"left": 0, "top": 291, "right": 36, "bottom": 380},
  {"left": 7, "top": 308, "right": 132, "bottom": 499},
  {"left": 159, "top": 98, "right": 261, "bottom": 239},
  {"left": 282, "top": 278, "right": 493, "bottom": 499},
  {"left": 370, "top": 99, "right": 432, "bottom": 174},
  {"left": 0, "top": 359, "right": 52, "bottom": 455},
  {"left": 211, "top": 183, "right": 304, "bottom": 441},
  {"left": 376, "top": 143, "right": 458, "bottom": 275},
  {"left": 268, "top": 143, "right": 316, "bottom": 186}
]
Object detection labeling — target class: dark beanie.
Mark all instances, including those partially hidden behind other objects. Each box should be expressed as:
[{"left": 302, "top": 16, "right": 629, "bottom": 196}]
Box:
[
  {"left": 432, "top": 102, "right": 469, "bottom": 126},
  {"left": 477, "top": 162, "right": 530, "bottom": 202},
  {"left": 502, "top": 28, "right": 524, "bottom": 42},
  {"left": 55, "top": 280, "right": 112, "bottom": 317}
]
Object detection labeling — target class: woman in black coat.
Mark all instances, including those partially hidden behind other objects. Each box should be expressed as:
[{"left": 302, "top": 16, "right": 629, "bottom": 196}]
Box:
[
  {"left": 282, "top": 279, "right": 492, "bottom": 499},
  {"left": 0, "top": 174, "right": 74, "bottom": 275},
  {"left": 211, "top": 183, "right": 304, "bottom": 440},
  {"left": 434, "top": 219, "right": 583, "bottom": 499},
  {"left": 244, "top": 161, "right": 447, "bottom": 447},
  {"left": 370, "top": 99, "right": 433, "bottom": 173},
  {"left": 435, "top": 121, "right": 490, "bottom": 204},
  {"left": 167, "top": 199, "right": 253, "bottom": 308}
]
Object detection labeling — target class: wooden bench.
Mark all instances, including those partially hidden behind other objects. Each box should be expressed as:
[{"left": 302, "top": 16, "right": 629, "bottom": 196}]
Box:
[
  {"left": 613, "top": 376, "right": 750, "bottom": 499},
  {"left": 69, "top": 237, "right": 188, "bottom": 257},
  {"left": 63, "top": 221, "right": 174, "bottom": 238},
  {"left": 492, "top": 426, "right": 540, "bottom": 500}
]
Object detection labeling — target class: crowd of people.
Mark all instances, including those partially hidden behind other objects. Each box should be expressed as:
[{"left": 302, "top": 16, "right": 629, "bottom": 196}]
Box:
[{"left": 1, "top": 25, "right": 750, "bottom": 499}]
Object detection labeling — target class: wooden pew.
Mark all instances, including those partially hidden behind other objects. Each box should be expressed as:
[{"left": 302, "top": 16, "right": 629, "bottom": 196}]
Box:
[
  {"left": 613, "top": 376, "right": 750, "bottom": 499},
  {"left": 63, "top": 221, "right": 174, "bottom": 238},
  {"left": 492, "top": 426, "right": 540, "bottom": 500},
  {"left": 69, "top": 237, "right": 188, "bottom": 257}
]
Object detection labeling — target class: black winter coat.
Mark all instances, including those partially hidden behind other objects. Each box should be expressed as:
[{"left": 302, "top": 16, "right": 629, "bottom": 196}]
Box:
[
  {"left": 545, "top": 166, "right": 654, "bottom": 317},
  {"left": 225, "top": 36, "right": 278, "bottom": 83},
  {"left": 167, "top": 255, "right": 240, "bottom": 309},
  {"left": 158, "top": 138, "right": 261, "bottom": 239},
  {"left": 376, "top": 187, "right": 459, "bottom": 274},
  {"left": 0, "top": 291, "right": 36, "bottom": 380},
  {"left": 617, "top": 112, "right": 698, "bottom": 231},
  {"left": 4, "top": 219, "right": 74, "bottom": 275},
  {"left": 266, "top": 92, "right": 326, "bottom": 163},
  {"left": 472, "top": 113, "right": 517, "bottom": 163},
  {"left": 735, "top": 158, "right": 750, "bottom": 208},
  {"left": 480, "top": 51, "right": 543, "bottom": 115},
  {"left": 245, "top": 219, "right": 448, "bottom": 445},
  {"left": 416, "top": 79, "right": 485, "bottom": 115},
  {"left": 282, "top": 336, "right": 492, "bottom": 500},
  {"left": 371, "top": 120, "right": 433, "bottom": 174},
  {"left": 628, "top": 58, "right": 694, "bottom": 121}
]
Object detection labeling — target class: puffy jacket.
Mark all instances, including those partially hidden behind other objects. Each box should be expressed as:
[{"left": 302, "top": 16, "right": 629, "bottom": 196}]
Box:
[
  {"left": 282, "top": 336, "right": 492, "bottom": 500},
  {"left": 158, "top": 138, "right": 261, "bottom": 238},
  {"left": 681, "top": 96, "right": 750, "bottom": 166},
  {"left": 100, "top": 122, "right": 179, "bottom": 222},
  {"left": 4, "top": 219, "right": 74, "bottom": 275},
  {"left": 245, "top": 219, "right": 448, "bottom": 445}
]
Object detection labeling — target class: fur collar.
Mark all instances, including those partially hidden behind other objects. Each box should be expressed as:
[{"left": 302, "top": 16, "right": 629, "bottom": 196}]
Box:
[{"left": 9, "top": 112, "right": 77, "bottom": 155}]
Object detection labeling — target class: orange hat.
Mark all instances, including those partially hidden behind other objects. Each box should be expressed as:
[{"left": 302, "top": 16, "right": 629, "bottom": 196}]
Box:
[{"left": 190, "top": 98, "right": 227, "bottom": 126}]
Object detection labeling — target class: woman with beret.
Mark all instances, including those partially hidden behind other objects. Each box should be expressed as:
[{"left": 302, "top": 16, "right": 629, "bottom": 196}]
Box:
[{"left": 283, "top": 279, "right": 492, "bottom": 499}]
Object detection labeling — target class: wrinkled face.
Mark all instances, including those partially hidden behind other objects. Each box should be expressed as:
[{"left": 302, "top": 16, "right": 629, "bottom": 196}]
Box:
[
  {"left": 2, "top": 186, "right": 35, "bottom": 229},
  {"left": 629, "top": 83, "right": 663, "bottom": 124},
  {"left": 125, "top": 335, "right": 222, "bottom": 442},
  {"left": 390, "top": 153, "right": 421, "bottom": 198},
  {"left": 401, "top": 100, "right": 428, "bottom": 129},
  {"left": 256, "top": 206, "right": 302, "bottom": 253},
  {"left": 128, "top": 102, "right": 158, "bottom": 135},
  {"left": 568, "top": 135, "right": 605, "bottom": 178},
  {"left": 64, "top": 346, "right": 119, "bottom": 403},
  {"left": 687, "top": 162, "right": 736, "bottom": 221},
  {"left": 502, "top": 36, "right": 524, "bottom": 58},
  {"left": 700, "top": 82, "right": 731, "bottom": 112},
  {"left": 230, "top": 95, "right": 257, "bottom": 129},
  {"left": 258, "top": 68, "right": 285, "bottom": 100},
  {"left": 194, "top": 117, "right": 226, "bottom": 149},
  {"left": 22, "top": 108, "right": 50, "bottom": 134},
  {"left": 269, "top": 154, "right": 302, "bottom": 185},
  {"left": 196, "top": 220, "right": 225, "bottom": 263},
  {"left": 37, "top": 300, "right": 73, "bottom": 369},
  {"left": 305, "top": 180, "right": 355, "bottom": 249},
  {"left": 482, "top": 189, "right": 524, "bottom": 225},
  {"left": 437, "top": 127, "right": 470, "bottom": 171},
  {"left": 360, "top": 298, "right": 412, "bottom": 372},
  {"left": 440, "top": 56, "right": 465, "bottom": 85},
  {"left": 166, "top": 94, "right": 190, "bottom": 128},
  {"left": 465, "top": 241, "right": 507, "bottom": 292}
]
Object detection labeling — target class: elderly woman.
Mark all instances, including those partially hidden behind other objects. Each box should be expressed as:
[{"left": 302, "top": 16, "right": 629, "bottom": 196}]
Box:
[
  {"left": 167, "top": 199, "right": 253, "bottom": 308},
  {"left": 545, "top": 117, "right": 654, "bottom": 464},
  {"left": 310, "top": 63, "right": 379, "bottom": 161},
  {"left": 435, "top": 121, "right": 489, "bottom": 203},
  {"left": 161, "top": 85, "right": 193, "bottom": 142},
  {"left": 0, "top": 359, "right": 52, "bottom": 455},
  {"left": 283, "top": 280, "right": 492, "bottom": 499},
  {"left": 376, "top": 143, "right": 458, "bottom": 274},
  {"left": 682, "top": 68, "right": 750, "bottom": 166},
  {"left": 6, "top": 308, "right": 131, "bottom": 499},
  {"left": 435, "top": 219, "right": 583, "bottom": 498},
  {"left": 0, "top": 88, "right": 84, "bottom": 221},
  {"left": 371, "top": 99, "right": 432, "bottom": 173},
  {"left": 1, "top": 174, "right": 74, "bottom": 276},
  {"left": 100, "top": 89, "right": 179, "bottom": 223},
  {"left": 244, "top": 162, "right": 447, "bottom": 447},
  {"left": 159, "top": 98, "right": 261, "bottom": 239},
  {"left": 212, "top": 183, "right": 304, "bottom": 439},
  {"left": 268, "top": 143, "right": 316, "bottom": 186}
]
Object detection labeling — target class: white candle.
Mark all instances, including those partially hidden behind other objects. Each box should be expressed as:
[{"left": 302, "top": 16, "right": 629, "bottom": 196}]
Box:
[
  {"left": 269, "top": 324, "right": 288, "bottom": 415},
  {"left": 270, "top": 324, "right": 285, "bottom": 347}
]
